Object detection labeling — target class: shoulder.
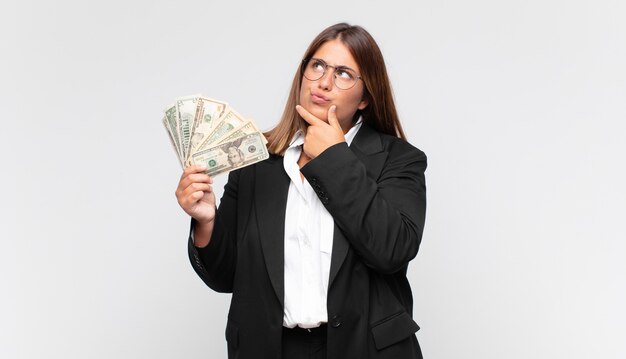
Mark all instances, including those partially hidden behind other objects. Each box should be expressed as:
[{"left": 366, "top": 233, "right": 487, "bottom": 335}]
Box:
[
  {"left": 378, "top": 132, "right": 427, "bottom": 161},
  {"left": 356, "top": 124, "right": 426, "bottom": 164},
  {"left": 378, "top": 134, "right": 428, "bottom": 180},
  {"left": 351, "top": 124, "right": 427, "bottom": 180}
]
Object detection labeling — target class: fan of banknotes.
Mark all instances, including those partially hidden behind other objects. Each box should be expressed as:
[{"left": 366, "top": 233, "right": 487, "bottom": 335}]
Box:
[{"left": 162, "top": 94, "right": 269, "bottom": 176}]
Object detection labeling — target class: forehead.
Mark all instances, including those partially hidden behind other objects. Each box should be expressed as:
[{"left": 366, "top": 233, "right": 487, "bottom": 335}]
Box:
[{"left": 311, "top": 39, "right": 359, "bottom": 70}]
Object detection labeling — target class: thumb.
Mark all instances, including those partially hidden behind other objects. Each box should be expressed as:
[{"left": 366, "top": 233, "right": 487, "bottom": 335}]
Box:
[{"left": 328, "top": 105, "right": 342, "bottom": 132}]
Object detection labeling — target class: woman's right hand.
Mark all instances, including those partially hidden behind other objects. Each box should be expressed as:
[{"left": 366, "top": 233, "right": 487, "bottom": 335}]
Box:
[{"left": 175, "top": 165, "right": 216, "bottom": 225}]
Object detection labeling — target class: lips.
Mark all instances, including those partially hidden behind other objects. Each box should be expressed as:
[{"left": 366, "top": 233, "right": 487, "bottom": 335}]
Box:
[{"left": 311, "top": 92, "right": 330, "bottom": 105}]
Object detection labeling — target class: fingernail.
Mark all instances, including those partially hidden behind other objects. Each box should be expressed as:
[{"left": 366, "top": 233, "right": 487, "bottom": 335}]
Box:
[{"left": 331, "top": 105, "right": 336, "bottom": 112}]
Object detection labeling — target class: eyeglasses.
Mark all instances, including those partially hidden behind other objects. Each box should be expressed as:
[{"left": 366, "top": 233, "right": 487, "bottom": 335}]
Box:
[{"left": 302, "top": 58, "right": 362, "bottom": 90}]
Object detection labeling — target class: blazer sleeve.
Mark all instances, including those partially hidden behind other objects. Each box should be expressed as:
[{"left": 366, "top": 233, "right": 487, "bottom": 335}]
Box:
[
  {"left": 300, "top": 139, "right": 427, "bottom": 274},
  {"left": 187, "top": 169, "right": 240, "bottom": 293}
]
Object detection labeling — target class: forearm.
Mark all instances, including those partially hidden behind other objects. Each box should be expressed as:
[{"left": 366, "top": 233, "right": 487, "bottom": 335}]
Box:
[
  {"left": 301, "top": 142, "right": 427, "bottom": 274},
  {"left": 191, "top": 217, "right": 215, "bottom": 248},
  {"left": 188, "top": 215, "right": 236, "bottom": 293},
  {"left": 187, "top": 170, "right": 240, "bottom": 292}
]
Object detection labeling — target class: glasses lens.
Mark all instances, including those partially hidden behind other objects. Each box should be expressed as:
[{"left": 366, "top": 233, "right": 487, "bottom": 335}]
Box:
[
  {"left": 303, "top": 59, "right": 325, "bottom": 81},
  {"left": 334, "top": 68, "right": 357, "bottom": 89},
  {"left": 303, "top": 58, "right": 359, "bottom": 89}
]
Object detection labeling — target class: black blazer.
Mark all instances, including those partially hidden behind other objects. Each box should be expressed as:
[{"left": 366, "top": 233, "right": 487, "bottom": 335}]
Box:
[{"left": 188, "top": 124, "right": 427, "bottom": 359}]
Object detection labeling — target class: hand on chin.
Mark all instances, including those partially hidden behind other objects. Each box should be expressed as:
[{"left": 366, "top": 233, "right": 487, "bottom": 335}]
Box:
[{"left": 303, "top": 103, "right": 330, "bottom": 123}]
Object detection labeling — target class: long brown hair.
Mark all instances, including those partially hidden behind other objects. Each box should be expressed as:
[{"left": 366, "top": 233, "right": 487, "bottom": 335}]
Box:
[{"left": 265, "top": 23, "right": 406, "bottom": 156}]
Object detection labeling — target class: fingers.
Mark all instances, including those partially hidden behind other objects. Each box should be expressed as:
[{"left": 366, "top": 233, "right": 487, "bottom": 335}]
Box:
[
  {"left": 180, "top": 164, "right": 211, "bottom": 182},
  {"left": 296, "top": 105, "right": 342, "bottom": 133},
  {"left": 180, "top": 182, "right": 213, "bottom": 202},
  {"left": 176, "top": 164, "right": 213, "bottom": 198},
  {"left": 327, "top": 105, "right": 342, "bottom": 132},
  {"left": 178, "top": 173, "right": 212, "bottom": 192},
  {"left": 177, "top": 182, "right": 214, "bottom": 208},
  {"left": 296, "top": 105, "right": 325, "bottom": 126},
  {"left": 180, "top": 165, "right": 212, "bottom": 185}
]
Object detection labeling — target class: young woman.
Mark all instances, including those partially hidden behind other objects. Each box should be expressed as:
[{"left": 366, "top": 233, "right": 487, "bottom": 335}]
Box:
[{"left": 176, "top": 23, "right": 427, "bottom": 359}]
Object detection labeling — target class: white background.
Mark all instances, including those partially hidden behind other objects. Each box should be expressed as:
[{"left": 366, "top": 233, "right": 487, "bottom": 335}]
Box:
[{"left": 2, "top": 0, "right": 625, "bottom": 358}]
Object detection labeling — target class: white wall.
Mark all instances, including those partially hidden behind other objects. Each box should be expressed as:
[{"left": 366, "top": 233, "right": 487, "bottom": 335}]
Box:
[{"left": 2, "top": 0, "right": 625, "bottom": 358}]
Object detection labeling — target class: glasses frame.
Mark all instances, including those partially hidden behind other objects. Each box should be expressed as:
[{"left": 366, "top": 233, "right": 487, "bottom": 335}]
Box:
[{"left": 301, "top": 58, "right": 363, "bottom": 90}]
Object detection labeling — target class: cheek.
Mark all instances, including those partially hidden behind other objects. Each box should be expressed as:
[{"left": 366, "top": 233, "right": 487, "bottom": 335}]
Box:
[
  {"left": 335, "top": 92, "right": 363, "bottom": 121},
  {"left": 298, "top": 79, "right": 311, "bottom": 104},
  {"left": 340, "top": 92, "right": 365, "bottom": 111}
]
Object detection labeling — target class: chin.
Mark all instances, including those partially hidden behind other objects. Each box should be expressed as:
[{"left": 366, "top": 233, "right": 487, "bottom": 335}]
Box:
[{"left": 310, "top": 106, "right": 329, "bottom": 121}]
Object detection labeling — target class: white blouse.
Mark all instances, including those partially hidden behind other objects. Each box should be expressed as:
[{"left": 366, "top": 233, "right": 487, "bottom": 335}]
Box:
[{"left": 282, "top": 120, "right": 362, "bottom": 328}]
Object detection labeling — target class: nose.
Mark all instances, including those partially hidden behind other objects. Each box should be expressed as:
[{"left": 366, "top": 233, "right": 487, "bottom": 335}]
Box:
[{"left": 318, "top": 67, "right": 334, "bottom": 90}]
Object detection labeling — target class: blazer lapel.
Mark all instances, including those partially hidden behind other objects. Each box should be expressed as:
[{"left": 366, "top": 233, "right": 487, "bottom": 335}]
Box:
[
  {"left": 328, "top": 124, "right": 388, "bottom": 288},
  {"left": 252, "top": 126, "right": 388, "bottom": 299},
  {"left": 255, "top": 156, "right": 290, "bottom": 307}
]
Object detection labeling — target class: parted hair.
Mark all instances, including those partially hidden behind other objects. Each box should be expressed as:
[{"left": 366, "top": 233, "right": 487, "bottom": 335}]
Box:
[{"left": 264, "top": 23, "right": 406, "bottom": 156}]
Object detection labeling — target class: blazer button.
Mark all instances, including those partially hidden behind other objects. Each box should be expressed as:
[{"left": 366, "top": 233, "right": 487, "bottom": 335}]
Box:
[{"left": 330, "top": 315, "right": 342, "bottom": 328}]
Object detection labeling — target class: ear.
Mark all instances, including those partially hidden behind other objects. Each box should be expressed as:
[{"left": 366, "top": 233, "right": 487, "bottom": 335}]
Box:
[{"left": 358, "top": 89, "right": 370, "bottom": 110}]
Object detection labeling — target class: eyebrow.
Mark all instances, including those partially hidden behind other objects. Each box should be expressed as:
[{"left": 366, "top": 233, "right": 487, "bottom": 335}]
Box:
[{"left": 312, "top": 57, "right": 357, "bottom": 72}]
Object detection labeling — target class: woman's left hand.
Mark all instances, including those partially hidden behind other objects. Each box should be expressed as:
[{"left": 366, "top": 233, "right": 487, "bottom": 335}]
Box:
[{"left": 296, "top": 105, "right": 346, "bottom": 159}]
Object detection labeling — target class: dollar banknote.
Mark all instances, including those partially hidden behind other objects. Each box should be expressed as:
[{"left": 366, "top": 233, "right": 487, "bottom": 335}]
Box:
[
  {"left": 164, "top": 104, "right": 183, "bottom": 161},
  {"left": 162, "top": 116, "right": 183, "bottom": 167},
  {"left": 218, "top": 119, "right": 267, "bottom": 145},
  {"left": 188, "top": 96, "right": 228, "bottom": 158},
  {"left": 162, "top": 94, "right": 268, "bottom": 175},
  {"left": 175, "top": 95, "right": 201, "bottom": 160},
  {"left": 194, "top": 107, "right": 247, "bottom": 152},
  {"left": 189, "top": 132, "right": 269, "bottom": 177}
]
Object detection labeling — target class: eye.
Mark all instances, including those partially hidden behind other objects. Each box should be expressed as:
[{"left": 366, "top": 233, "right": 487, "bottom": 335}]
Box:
[
  {"left": 335, "top": 68, "right": 355, "bottom": 80},
  {"left": 311, "top": 59, "right": 326, "bottom": 72}
]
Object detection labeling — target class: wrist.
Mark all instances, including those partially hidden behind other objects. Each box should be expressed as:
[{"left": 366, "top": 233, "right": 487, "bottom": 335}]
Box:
[{"left": 195, "top": 216, "right": 215, "bottom": 227}]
